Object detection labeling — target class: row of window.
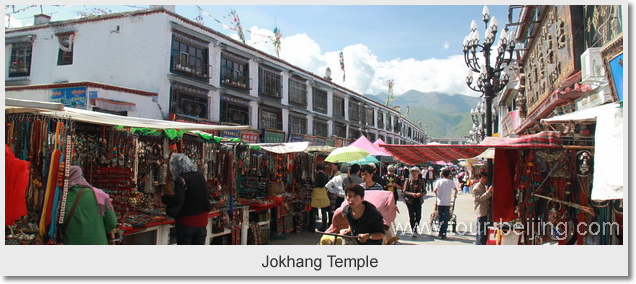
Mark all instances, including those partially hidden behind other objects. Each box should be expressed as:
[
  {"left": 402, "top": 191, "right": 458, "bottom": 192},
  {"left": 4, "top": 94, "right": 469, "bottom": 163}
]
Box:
[{"left": 8, "top": 33, "right": 73, "bottom": 78}]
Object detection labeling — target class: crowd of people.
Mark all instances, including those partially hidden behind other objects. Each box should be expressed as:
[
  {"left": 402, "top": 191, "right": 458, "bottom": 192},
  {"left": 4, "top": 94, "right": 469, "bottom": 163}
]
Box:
[{"left": 312, "top": 160, "right": 492, "bottom": 245}]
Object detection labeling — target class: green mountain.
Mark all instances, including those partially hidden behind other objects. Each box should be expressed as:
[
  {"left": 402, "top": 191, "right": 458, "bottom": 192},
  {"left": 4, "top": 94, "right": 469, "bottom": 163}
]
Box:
[{"left": 366, "top": 90, "right": 480, "bottom": 138}]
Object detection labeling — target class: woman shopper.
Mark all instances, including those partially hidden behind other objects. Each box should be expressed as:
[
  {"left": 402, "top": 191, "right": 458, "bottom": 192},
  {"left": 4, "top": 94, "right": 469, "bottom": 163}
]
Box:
[
  {"left": 162, "top": 153, "right": 212, "bottom": 245},
  {"left": 310, "top": 163, "right": 331, "bottom": 232},
  {"left": 63, "top": 166, "right": 117, "bottom": 245},
  {"left": 402, "top": 167, "right": 426, "bottom": 237}
]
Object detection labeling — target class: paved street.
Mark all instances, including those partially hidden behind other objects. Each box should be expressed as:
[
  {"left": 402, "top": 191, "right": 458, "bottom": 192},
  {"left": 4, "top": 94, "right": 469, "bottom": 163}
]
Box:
[{"left": 269, "top": 179, "right": 479, "bottom": 245}]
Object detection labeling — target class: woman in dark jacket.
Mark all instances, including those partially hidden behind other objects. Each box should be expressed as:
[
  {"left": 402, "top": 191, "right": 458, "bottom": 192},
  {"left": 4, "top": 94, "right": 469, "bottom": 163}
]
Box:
[
  {"left": 402, "top": 167, "right": 426, "bottom": 237},
  {"left": 162, "top": 154, "right": 212, "bottom": 245}
]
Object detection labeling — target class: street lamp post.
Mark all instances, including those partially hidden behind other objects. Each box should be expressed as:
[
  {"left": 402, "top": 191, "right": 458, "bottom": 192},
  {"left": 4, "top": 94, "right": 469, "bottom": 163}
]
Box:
[{"left": 463, "top": 5, "right": 515, "bottom": 178}]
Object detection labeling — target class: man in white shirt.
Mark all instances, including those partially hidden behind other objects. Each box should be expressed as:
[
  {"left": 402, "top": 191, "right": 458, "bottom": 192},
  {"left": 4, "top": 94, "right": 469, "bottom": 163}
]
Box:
[{"left": 434, "top": 169, "right": 457, "bottom": 239}]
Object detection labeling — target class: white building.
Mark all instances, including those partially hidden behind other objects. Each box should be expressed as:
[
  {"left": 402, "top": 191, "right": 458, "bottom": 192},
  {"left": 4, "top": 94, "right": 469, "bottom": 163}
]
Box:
[{"left": 5, "top": 6, "right": 426, "bottom": 145}]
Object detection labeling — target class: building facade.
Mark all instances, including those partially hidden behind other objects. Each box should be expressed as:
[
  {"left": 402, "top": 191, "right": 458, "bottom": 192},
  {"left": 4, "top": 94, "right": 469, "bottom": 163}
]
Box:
[
  {"left": 496, "top": 5, "right": 623, "bottom": 138},
  {"left": 5, "top": 6, "right": 427, "bottom": 145}
]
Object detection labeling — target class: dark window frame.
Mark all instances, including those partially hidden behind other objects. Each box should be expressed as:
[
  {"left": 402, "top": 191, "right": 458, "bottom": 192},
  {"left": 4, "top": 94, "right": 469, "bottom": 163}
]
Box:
[
  {"left": 170, "top": 34, "right": 210, "bottom": 79},
  {"left": 220, "top": 100, "right": 250, "bottom": 125},
  {"left": 9, "top": 42, "right": 32, "bottom": 77},
  {"left": 289, "top": 113, "right": 308, "bottom": 135},
  {"left": 220, "top": 54, "right": 250, "bottom": 89},
  {"left": 313, "top": 119, "right": 328, "bottom": 137},
  {"left": 258, "top": 67, "right": 282, "bottom": 98},
  {"left": 260, "top": 106, "right": 283, "bottom": 130},
  {"left": 169, "top": 86, "right": 209, "bottom": 119},
  {"left": 288, "top": 77, "right": 307, "bottom": 106},
  {"left": 312, "top": 88, "right": 328, "bottom": 114},
  {"left": 333, "top": 96, "right": 345, "bottom": 118},
  {"left": 56, "top": 33, "right": 74, "bottom": 66}
]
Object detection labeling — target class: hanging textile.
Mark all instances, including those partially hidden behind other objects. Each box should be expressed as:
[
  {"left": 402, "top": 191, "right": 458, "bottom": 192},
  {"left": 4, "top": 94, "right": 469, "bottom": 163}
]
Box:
[
  {"left": 492, "top": 148, "right": 517, "bottom": 223},
  {"left": 5, "top": 144, "right": 30, "bottom": 226}
]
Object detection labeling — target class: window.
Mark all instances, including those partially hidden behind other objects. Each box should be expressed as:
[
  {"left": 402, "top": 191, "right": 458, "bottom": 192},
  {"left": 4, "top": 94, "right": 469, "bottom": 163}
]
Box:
[
  {"left": 220, "top": 96, "right": 250, "bottom": 125},
  {"left": 288, "top": 77, "right": 307, "bottom": 106},
  {"left": 289, "top": 113, "right": 307, "bottom": 134},
  {"left": 349, "top": 129, "right": 360, "bottom": 140},
  {"left": 333, "top": 96, "right": 345, "bottom": 118},
  {"left": 260, "top": 106, "right": 282, "bottom": 130},
  {"left": 334, "top": 123, "right": 346, "bottom": 138},
  {"left": 258, "top": 67, "right": 282, "bottom": 98},
  {"left": 313, "top": 119, "right": 328, "bottom": 137},
  {"left": 56, "top": 33, "right": 74, "bottom": 65},
  {"left": 312, "top": 88, "right": 328, "bottom": 113},
  {"left": 366, "top": 108, "right": 374, "bottom": 126},
  {"left": 386, "top": 115, "right": 392, "bottom": 131},
  {"left": 221, "top": 54, "right": 249, "bottom": 89},
  {"left": 170, "top": 33, "right": 209, "bottom": 79},
  {"left": 349, "top": 100, "right": 360, "bottom": 121},
  {"left": 9, "top": 42, "right": 32, "bottom": 77},
  {"left": 170, "top": 84, "right": 209, "bottom": 119},
  {"left": 377, "top": 112, "right": 384, "bottom": 129}
]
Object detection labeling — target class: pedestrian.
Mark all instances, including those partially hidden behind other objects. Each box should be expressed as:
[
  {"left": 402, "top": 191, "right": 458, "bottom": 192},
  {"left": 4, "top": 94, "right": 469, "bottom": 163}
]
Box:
[
  {"left": 328, "top": 162, "right": 340, "bottom": 179},
  {"left": 63, "top": 166, "right": 117, "bottom": 245},
  {"left": 423, "top": 166, "right": 436, "bottom": 192},
  {"left": 473, "top": 172, "right": 493, "bottom": 245},
  {"left": 402, "top": 166, "right": 426, "bottom": 237},
  {"left": 360, "top": 164, "right": 384, "bottom": 190},
  {"left": 326, "top": 164, "right": 349, "bottom": 213},
  {"left": 341, "top": 184, "right": 385, "bottom": 245},
  {"left": 342, "top": 163, "right": 363, "bottom": 189},
  {"left": 434, "top": 169, "right": 457, "bottom": 239},
  {"left": 310, "top": 163, "right": 331, "bottom": 232},
  {"left": 162, "top": 153, "right": 212, "bottom": 245},
  {"left": 382, "top": 165, "right": 403, "bottom": 204},
  {"left": 368, "top": 163, "right": 385, "bottom": 187}
]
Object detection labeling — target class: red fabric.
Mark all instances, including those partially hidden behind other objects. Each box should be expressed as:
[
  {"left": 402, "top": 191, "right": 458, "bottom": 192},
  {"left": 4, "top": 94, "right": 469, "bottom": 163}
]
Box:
[
  {"left": 380, "top": 131, "right": 563, "bottom": 165},
  {"left": 5, "top": 145, "right": 30, "bottom": 226},
  {"left": 177, "top": 212, "right": 209, "bottom": 227},
  {"left": 492, "top": 149, "right": 517, "bottom": 223}
]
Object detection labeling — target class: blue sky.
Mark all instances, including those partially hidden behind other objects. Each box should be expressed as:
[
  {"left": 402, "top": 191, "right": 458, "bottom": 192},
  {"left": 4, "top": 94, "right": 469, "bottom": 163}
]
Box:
[{"left": 6, "top": 5, "right": 514, "bottom": 97}]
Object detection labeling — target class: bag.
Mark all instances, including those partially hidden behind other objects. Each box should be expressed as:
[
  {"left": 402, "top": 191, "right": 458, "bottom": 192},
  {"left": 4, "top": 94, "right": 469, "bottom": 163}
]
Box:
[{"left": 166, "top": 176, "right": 186, "bottom": 218}]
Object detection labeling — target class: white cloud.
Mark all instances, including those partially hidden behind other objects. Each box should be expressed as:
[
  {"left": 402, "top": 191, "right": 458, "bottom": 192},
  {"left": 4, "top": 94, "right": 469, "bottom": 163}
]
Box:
[
  {"left": 244, "top": 26, "right": 483, "bottom": 97},
  {"left": 443, "top": 41, "right": 450, "bottom": 50}
]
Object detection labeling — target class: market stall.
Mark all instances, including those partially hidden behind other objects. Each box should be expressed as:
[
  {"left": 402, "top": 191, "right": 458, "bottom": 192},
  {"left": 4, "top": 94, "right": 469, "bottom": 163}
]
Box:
[
  {"left": 380, "top": 130, "right": 622, "bottom": 245},
  {"left": 6, "top": 98, "right": 323, "bottom": 245}
]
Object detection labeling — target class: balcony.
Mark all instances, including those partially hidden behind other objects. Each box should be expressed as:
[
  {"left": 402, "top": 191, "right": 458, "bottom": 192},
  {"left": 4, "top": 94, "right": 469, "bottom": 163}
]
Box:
[{"left": 171, "top": 56, "right": 210, "bottom": 80}]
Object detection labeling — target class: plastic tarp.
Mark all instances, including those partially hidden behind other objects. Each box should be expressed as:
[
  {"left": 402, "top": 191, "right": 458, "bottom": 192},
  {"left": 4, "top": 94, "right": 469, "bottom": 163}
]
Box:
[
  {"left": 252, "top": 142, "right": 310, "bottom": 154},
  {"left": 6, "top": 98, "right": 249, "bottom": 131},
  {"left": 590, "top": 104, "right": 624, "bottom": 200}
]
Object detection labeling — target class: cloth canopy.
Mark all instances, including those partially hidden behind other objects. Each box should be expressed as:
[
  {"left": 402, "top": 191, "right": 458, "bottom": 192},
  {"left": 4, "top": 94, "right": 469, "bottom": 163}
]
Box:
[
  {"left": 591, "top": 104, "right": 624, "bottom": 200},
  {"left": 380, "top": 131, "right": 563, "bottom": 165},
  {"left": 541, "top": 102, "right": 620, "bottom": 124},
  {"left": 252, "top": 142, "right": 309, "bottom": 154},
  {"left": 473, "top": 148, "right": 495, "bottom": 159},
  {"left": 6, "top": 98, "right": 249, "bottom": 131},
  {"left": 350, "top": 135, "right": 391, "bottom": 156}
]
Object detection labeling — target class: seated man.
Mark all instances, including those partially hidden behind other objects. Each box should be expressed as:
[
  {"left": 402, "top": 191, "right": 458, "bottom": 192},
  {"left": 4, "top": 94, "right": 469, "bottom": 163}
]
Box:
[{"left": 341, "top": 184, "right": 385, "bottom": 245}]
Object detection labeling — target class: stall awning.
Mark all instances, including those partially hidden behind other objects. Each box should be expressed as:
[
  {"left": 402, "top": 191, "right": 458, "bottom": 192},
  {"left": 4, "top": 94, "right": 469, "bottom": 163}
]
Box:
[
  {"left": 252, "top": 142, "right": 309, "bottom": 154},
  {"left": 380, "top": 131, "right": 563, "bottom": 165},
  {"left": 6, "top": 98, "right": 249, "bottom": 131},
  {"left": 541, "top": 102, "right": 621, "bottom": 124},
  {"left": 92, "top": 98, "right": 137, "bottom": 112}
]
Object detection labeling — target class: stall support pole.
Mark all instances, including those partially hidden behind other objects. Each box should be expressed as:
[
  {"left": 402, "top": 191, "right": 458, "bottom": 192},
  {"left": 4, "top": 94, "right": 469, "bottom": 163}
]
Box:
[{"left": 241, "top": 206, "right": 249, "bottom": 245}]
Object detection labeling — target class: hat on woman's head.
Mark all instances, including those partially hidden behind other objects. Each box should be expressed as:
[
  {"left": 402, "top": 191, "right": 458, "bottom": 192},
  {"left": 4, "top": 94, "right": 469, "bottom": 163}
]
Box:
[
  {"left": 387, "top": 165, "right": 395, "bottom": 172},
  {"left": 410, "top": 166, "right": 420, "bottom": 172}
]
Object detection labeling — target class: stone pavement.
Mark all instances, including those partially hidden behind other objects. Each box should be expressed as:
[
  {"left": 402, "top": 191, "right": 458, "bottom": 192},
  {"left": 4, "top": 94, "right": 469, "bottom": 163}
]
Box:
[{"left": 268, "top": 182, "right": 480, "bottom": 245}]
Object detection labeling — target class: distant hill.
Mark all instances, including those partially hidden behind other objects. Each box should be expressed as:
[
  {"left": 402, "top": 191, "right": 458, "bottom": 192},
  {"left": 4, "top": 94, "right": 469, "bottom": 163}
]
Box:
[{"left": 365, "top": 90, "right": 480, "bottom": 138}]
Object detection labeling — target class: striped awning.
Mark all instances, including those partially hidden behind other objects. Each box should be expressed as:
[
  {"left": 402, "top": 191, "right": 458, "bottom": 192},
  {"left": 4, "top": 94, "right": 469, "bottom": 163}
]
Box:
[{"left": 380, "top": 131, "right": 563, "bottom": 165}]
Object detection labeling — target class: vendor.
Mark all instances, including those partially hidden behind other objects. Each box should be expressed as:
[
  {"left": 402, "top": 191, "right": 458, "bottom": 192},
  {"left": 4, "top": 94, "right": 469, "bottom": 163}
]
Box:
[{"left": 341, "top": 184, "right": 385, "bottom": 245}]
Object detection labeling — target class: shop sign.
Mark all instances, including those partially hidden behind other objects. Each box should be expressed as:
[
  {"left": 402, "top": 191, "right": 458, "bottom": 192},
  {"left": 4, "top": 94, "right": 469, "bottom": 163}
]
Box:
[
  {"left": 221, "top": 130, "right": 240, "bottom": 139},
  {"left": 289, "top": 133, "right": 304, "bottom": 142},
  {"left": 241, "top": 130, "right": 260, "bottom": 143},
  {"left": 51, "top": 86, "right": 87, "bottom": 109},
  {"left": 263, "top": 129, "right": 285, "bottom": 143},
  {"left": 501, "top": 110, "right": 520, "bottom": 137},
  {"left": 524, "top": 6, "right": 578, "bottom": 114},
  {"left": 601, "top": 34, "right": 623, "bottom": 102},
  {"left": 326, "top": 138, "right": 335, "bottom": 147},
  {"left": 334, "top": 138, "right": 343, "bottom": 148}
]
